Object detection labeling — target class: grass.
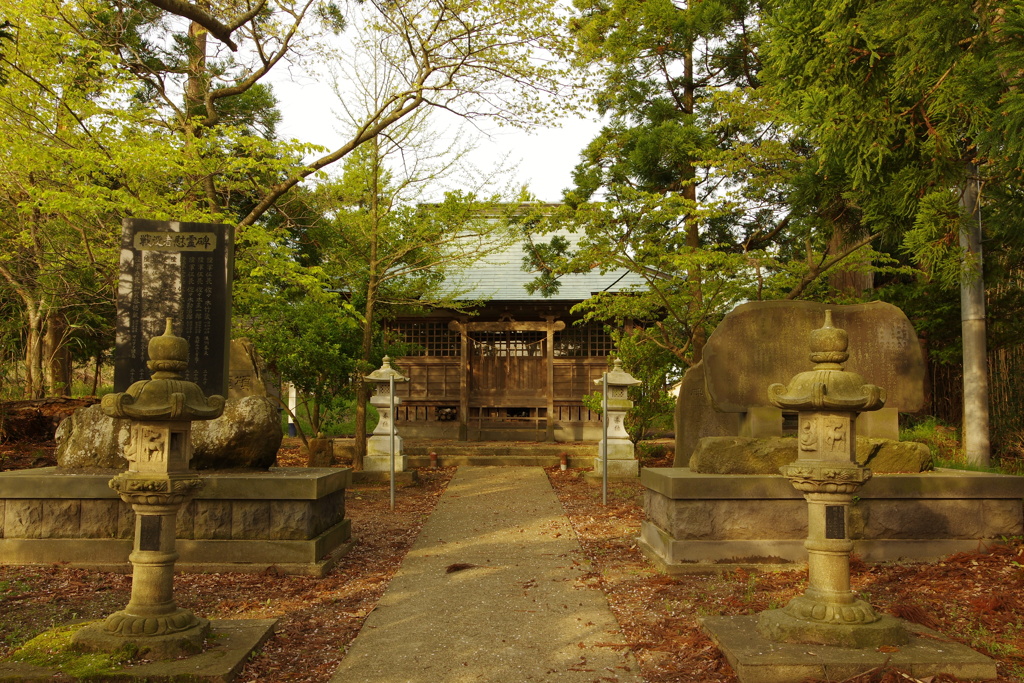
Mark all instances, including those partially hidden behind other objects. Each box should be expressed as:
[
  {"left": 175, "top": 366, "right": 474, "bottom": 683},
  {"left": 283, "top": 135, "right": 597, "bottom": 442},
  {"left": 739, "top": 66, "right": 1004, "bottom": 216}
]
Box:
[
  {"left": 901, "top": 415, "right": 1024, "bottom": 475},
  {"left": 6, "top": 622, "right": 137, "bottom": 678}
]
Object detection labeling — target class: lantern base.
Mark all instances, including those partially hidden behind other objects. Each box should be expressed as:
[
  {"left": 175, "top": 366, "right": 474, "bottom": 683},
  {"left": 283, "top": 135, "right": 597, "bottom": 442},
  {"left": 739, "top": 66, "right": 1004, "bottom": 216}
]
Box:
[
  {"left": 757, "top": 606, "right": 907, "bottom": 649},
  {"left": 73, "top": 614, "right": 210, "bottom": 660}
]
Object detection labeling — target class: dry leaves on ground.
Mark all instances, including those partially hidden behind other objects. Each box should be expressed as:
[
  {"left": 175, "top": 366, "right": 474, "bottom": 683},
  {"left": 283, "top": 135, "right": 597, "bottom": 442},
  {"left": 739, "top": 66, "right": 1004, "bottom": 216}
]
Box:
[
  {"left": 2, "top": 443, "right": 1024, "bottom": 682},
  {"left": 545, "top": 466, "right": 1024, "bottom": 683}
]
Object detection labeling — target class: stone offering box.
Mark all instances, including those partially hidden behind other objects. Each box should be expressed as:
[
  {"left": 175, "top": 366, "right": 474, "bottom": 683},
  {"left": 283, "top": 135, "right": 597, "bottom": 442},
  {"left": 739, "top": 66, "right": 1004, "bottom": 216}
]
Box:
[
  {"left": 640, "top": 467, "right": 1024, "bottom": 572},
  {"left": 0, "top": 467, "right": 351, "bottom": 577}
]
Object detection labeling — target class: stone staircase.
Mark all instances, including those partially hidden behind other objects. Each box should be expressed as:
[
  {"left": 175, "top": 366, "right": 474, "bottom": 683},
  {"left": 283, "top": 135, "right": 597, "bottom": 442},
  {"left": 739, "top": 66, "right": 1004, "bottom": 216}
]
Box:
[{"left": 403, "top": 441, "right": 596, "bottom": 468}]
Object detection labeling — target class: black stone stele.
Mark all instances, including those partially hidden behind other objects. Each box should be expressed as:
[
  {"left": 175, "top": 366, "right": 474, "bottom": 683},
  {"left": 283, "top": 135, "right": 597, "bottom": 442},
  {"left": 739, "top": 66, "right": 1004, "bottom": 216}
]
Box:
[{"left": 114, "top": 218, "right": 234, "bottom": 399}]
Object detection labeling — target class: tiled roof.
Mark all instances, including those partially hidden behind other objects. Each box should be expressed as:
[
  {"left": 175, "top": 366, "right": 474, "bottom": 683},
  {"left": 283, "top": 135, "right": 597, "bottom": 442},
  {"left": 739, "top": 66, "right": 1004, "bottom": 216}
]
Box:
[{"left": 444, "top": 232, "right": 646, "bottom": 302}]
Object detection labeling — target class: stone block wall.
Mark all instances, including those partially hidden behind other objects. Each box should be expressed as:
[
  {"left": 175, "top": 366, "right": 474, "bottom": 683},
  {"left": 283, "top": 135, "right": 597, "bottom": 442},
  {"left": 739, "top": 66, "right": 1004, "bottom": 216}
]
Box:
[
  {"left": 0, "top": 467, "right": 352, "bottom": 576},
  {"left": 640, "top": 468, "right": 1024, "bottom": 572}
]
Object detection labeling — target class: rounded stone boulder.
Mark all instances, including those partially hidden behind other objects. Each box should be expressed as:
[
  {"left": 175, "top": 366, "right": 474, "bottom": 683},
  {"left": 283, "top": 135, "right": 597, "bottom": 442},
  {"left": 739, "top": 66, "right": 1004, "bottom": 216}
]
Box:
[
  {"left": 689, "top": 436, "right": 796, "bottom": 474},
  {"left": 191, "top": 396, "right": 282, "bottom": 470},
  {"left": 55, "top": 396, "right": 282, "bottom": 471},
  {"left": 55, "top": 403, "right": 131, "bottom": 470},
  {"left": 690, "top": 436, "right": 934, "bottom": 474}
]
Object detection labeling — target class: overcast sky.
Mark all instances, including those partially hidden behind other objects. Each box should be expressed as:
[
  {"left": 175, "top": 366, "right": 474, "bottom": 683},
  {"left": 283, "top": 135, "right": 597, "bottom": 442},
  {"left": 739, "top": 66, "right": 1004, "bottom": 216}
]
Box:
[{"left": 272, "top": 77, "right": 602, "bottom": 204}]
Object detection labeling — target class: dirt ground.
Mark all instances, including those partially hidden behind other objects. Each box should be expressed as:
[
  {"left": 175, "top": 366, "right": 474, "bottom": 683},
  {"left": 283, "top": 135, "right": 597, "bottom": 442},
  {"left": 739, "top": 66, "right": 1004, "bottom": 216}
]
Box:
[{"left": 1, "top": 438, "right": 1023, "bottom": 682}]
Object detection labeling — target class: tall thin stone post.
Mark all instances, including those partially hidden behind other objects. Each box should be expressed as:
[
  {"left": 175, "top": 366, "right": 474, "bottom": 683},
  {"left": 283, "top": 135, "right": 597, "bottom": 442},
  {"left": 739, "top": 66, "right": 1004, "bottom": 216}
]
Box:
[
  {"left": 757, "top": 311, "right": 907, "bottom": 648},
  {"left": 73, "top": 319, "right": 224, "bottom": 658}
]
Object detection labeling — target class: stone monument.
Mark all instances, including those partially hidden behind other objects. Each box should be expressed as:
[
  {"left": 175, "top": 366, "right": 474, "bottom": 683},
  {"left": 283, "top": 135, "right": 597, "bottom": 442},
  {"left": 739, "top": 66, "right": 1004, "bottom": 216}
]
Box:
[
  {"left": 365, "top": 357, "right": 410, "bottom": 472},
  {"left": 755, "top": 310, "right": 906, "bottom": 647},
  {"left": 593, "top": 359, "right": 642, "bottom": 479},
  {"left": 676, "top": 301, "right": 926, "bottom": 467},
  {"left": 115, "top": 218, "right": 233, "bottom": 398},
  {"left": 73, "top": 320, "right": 224, "bottom": 658}
]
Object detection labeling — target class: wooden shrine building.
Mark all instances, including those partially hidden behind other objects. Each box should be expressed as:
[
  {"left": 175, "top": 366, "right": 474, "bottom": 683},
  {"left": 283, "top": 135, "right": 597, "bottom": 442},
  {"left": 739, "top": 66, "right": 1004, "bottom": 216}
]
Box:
[{"left": 388, "top": 228, "right": 643, "bottom": 442}]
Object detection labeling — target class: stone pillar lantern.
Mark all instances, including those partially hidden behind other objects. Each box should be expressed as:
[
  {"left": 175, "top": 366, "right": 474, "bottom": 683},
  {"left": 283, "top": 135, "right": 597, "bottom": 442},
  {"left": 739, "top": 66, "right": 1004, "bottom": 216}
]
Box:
[
  {"left": 364, "top": 356, "right": 409, "bottom": 473},
  {"left": 73, "top": 319, "right": 225, "bottom": 658},
  {"left": 757, "top": 311, "right": 907, "bottom": 648},
  {"left": 594, "top": 358, "right": 642, "bottom": 479}
]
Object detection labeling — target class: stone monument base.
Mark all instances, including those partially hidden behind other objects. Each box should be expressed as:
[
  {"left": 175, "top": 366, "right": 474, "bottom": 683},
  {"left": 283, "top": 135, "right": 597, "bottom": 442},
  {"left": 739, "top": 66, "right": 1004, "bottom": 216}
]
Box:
[
  {"left": 0, "top": 468, "right": 352, "bottom": 577},
  {"left": 640, "top": 468, "right": 1024, "bottom": 571},
  {"left": 702, "top": 615, "right": 997, "bottom": 682}
]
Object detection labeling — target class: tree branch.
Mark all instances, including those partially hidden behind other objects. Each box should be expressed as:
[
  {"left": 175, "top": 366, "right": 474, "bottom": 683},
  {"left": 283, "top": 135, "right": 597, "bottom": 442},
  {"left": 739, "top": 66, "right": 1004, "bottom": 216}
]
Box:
[{"left": 143, "top": 0, "right": 266, "bottom": 51}]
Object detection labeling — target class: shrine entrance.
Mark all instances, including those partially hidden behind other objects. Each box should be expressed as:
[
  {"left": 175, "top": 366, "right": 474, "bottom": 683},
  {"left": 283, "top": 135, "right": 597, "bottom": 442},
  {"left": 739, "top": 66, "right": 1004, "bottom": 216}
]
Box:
[{"left": 389, "top": 316, "right": 614, "bottom": 442}]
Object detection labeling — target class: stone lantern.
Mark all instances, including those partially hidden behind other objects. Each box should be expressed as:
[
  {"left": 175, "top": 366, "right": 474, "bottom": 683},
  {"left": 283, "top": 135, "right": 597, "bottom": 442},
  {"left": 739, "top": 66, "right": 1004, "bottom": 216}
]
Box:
[
  {"left": 757, "top": 310, "right": 907, "bottom": 648},
  {"left": 593, "top": 358, "right": 642, "bottom": 479},
  {"left": 73, "top": 319, "right": 225, "bottom": 658},
  {"left": 364, "top": 356, "right": 409, "bottom": 473}
]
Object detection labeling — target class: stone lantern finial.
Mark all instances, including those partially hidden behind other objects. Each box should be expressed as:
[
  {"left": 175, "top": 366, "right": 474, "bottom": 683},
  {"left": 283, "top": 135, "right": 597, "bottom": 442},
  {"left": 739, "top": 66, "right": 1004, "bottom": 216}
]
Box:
[
  {"left": 102, "top": 319, "right": 225, "bottom": 422},
  {"left": 767, "top": 309, "right": 885, "bottom": 413}
]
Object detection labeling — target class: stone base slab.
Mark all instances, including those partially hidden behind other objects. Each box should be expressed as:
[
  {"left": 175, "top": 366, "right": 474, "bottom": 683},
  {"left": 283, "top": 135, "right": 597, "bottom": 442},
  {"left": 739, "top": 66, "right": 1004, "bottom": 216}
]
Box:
[
  {"left": 641, "top": 468, "right": 1024, "bottom": 569},
  {"left": 701, "top": 615, "right": 997, "bottom": 682},
  {"left": 0, "top": 468, "right": 352, "bottom": 576},
  {"left": 589, "top": 457, "right": 639, "bottom": 480},
  {"left": 363, "top": 454, "right": 409, "bottom": 472},
  {"left": 0, "top": 619, "right": 276, "bottom": 682}
]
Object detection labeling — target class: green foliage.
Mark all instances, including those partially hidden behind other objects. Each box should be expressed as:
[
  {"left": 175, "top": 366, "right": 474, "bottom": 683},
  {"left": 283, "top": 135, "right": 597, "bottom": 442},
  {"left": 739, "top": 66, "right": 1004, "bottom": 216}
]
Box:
[{"left": 8, "top": 622, "right": 135, "bottom": 677}]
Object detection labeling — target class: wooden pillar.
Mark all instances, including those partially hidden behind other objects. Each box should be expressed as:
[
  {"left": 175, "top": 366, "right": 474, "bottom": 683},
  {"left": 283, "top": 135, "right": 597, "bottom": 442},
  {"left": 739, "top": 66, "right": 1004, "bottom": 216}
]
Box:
[
  {"left": 546, "top": 317, "right": 556, "bottom": 442},
  {"left": 450, "top": 320, "right": 470, "bottom": 441}
]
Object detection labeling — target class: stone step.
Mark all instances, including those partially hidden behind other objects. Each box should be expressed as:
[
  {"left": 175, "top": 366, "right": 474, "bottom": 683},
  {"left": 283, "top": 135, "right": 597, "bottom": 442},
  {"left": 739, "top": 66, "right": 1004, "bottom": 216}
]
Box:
[
  {"left": 403, "top": 442, "right": 596, "bottom": 457},
  {"left": 408, "top": 455, "right": 595, "bottom": 468}
]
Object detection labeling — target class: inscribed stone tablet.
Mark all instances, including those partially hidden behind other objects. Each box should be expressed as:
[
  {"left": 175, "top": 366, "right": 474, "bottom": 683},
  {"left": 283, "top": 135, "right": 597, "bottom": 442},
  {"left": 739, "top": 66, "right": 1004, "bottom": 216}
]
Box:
[
  {"left": 114, "top": 219, "right": 234, "bottom": 398},
  {"left": 702, "top": 301, "right": 925, "bottom": 413}
]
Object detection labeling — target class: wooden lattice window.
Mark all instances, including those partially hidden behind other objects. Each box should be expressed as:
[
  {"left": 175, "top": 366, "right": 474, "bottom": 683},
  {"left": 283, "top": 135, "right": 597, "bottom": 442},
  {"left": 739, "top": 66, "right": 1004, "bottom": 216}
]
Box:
[
  {"left": 470, "top": 330, "right": 546, "bottom": 357},
  {"left": 553, "top": 322, "right": 615, "bottom": 357},
  {"left": 390, "top": 321, "right": 461, "bottom": 357}
]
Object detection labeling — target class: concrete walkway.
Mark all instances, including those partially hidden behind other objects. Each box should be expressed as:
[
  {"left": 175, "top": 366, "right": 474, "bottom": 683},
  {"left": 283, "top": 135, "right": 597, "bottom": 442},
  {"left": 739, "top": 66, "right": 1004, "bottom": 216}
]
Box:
[{"left": 330, "top": 467, "right": 642, "bottom": 683}]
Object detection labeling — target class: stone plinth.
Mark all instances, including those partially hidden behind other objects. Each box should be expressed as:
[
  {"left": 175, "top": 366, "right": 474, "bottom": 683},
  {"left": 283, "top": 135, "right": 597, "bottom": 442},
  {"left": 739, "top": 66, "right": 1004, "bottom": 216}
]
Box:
[
  {"left": 0, "top": 467, "right": 352, "bottom": 577},
  {"left": 702, "top": 615, "right": 996, "bottom": 682},
  {"left": 639, "top": 468, "right": 1024, "bottom": 571}
]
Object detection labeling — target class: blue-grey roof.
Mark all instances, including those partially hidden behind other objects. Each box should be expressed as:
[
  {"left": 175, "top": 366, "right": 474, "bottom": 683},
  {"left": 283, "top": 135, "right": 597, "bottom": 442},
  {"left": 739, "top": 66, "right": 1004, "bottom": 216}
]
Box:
[{"left": 445, "top": 232, "right": 647, "bottom": 302}]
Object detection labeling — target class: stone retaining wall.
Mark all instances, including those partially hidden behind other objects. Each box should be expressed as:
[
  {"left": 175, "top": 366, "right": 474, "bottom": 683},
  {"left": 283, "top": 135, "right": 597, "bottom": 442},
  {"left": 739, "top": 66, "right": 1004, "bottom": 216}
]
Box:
[
  {"left": 640, "top": 468, "right": 1024, "bottom": 572},
  {"left": 0, "top": 467, "right": 352, "bottom": 577}
]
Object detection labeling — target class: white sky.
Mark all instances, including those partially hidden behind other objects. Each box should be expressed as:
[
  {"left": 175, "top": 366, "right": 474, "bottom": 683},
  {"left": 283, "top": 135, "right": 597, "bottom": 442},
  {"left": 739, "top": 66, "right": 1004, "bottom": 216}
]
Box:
[{"left": 271, "top": 77, "right": 603, "bottom": 203}]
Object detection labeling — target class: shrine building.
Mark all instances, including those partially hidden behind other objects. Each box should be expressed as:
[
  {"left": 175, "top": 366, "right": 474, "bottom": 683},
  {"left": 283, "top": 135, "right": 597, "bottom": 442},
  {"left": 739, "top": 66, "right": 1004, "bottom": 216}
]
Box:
[{"left": 387, "top": 222, "right": 643, "bottom": 442}]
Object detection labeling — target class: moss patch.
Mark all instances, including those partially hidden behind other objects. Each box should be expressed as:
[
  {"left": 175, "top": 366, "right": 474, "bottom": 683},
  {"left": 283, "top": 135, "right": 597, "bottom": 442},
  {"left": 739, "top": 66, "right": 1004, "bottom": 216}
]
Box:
[{"left": 7, "top": 622, "right": 135, "bottom": 679}]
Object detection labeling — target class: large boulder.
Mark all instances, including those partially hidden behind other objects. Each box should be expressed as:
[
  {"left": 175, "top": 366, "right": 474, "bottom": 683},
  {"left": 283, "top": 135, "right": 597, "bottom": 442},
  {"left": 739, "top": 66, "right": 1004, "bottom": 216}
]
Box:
[
  {"left": 690, "top": 436, "right": 933, "bottom": 474},
  {"left": 54, "top": 396, "right": 282, "bottom": 471},
  {"left": 689, "top": 436, "right": 795, "bottom": 474},
  {"left": 857, "top": 438, "right": 933, "bottom": 472},
  {"left": 192, "top": 396, "right": 282, "bottom": 470},
  {"left": 55, "top": 404, "right": 130, "bottom": 470}
]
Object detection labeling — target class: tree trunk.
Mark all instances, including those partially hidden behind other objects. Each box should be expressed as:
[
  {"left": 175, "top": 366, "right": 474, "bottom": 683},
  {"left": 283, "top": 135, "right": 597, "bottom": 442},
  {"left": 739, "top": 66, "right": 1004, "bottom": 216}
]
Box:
[
  {"left": 43, "top": 310, "right": 72, "bottom": 396},
  {"left": 827, "top": 227, "right": 874, "bottom": 295},
  {"left": 959, "top": 165, "right": 990, "bottom": 466},
  {"left": 682, "top": 51, "right": 706, "bottom": 364},
  {"left": 23, "top": 307, "right": 44, "bottom": 399},
  {"left": 353, "top": 142, "right": 383, "bottom": 471}
]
